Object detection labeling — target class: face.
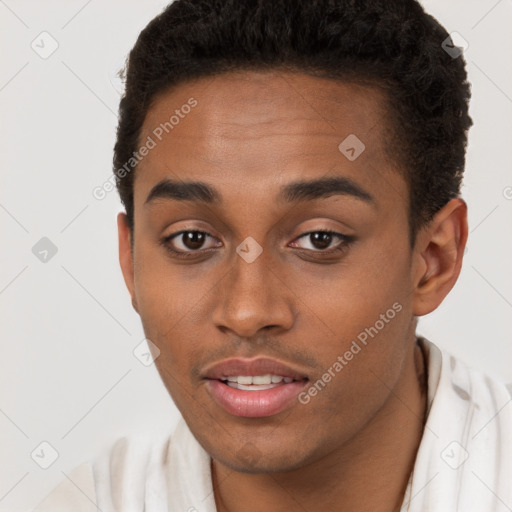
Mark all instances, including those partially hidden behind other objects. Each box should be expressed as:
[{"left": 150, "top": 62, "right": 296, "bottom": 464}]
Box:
[{"left": 118, "top": 70, "right": 430, "bottom": 473}]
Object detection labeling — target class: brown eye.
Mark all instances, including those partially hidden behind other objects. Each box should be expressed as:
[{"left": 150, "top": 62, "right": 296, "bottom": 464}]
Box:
[
  {"left": 291, "top": 230, "right": 352, "bottom": 252},
  {"left": 180, "top": 231, "right": 207, "bottom": 250},
  {"left": 162, "top": 230, "right": 220, "bottom": 254},
  {"left": 160, "top": 228, "right": 353, "bottom": 261},
  {"left": 309, "top": 232, "right": 334, "bottom": 250}
]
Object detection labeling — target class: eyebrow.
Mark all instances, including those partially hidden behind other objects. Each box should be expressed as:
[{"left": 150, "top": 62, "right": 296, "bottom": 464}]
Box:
[{"left": 144, "top": 176, "right": 375, "bottom": 207}]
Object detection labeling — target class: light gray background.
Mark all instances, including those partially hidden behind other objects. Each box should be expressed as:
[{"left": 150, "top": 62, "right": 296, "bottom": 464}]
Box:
[{"left": 1, "top": 1, "right": 511, "bottom": 510}]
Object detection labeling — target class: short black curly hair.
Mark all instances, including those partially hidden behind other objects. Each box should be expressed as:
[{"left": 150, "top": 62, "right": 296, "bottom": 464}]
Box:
[{"left": 113, "top": 0, "right": 472, "bottom": 248}]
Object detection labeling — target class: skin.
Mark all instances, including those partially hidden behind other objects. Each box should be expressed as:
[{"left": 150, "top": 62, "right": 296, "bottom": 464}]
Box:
[{"left": 117, "top": 70, "right": 468, "bottom": 512}]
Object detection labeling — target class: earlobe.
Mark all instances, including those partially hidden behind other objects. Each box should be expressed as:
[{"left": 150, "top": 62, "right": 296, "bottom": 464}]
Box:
[
  {"left": 117, "top": 212, "right": 139, "bottom": 313},
  {"left": 412, "top": 198, "right": 468, "bottom": 316}
]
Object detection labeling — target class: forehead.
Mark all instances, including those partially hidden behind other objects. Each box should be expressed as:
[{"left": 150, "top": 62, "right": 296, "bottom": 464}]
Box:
[{"left": 135, "top": 70, "right": 407, "bottom": 214}]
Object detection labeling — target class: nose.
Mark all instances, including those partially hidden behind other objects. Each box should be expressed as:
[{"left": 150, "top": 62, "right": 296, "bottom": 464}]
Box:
[{"left": 211, "top": 248, "right": 295, "bottom": 339}]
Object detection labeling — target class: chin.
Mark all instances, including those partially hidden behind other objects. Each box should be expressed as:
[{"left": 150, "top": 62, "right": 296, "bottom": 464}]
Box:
[{"left": 211, "top": 442, "right": 312, "bottom": 474}]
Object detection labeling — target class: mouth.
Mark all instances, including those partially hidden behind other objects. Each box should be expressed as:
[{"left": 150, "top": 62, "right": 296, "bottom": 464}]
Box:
[
  {"left": 202, "top": 358, "right": 310, "bottom": 418},
  {"left": 205, "top": 377, "right": 309, "bottom": 418},
  {"left": 217, "top": 374, "right": 305, "bottom": 390}
]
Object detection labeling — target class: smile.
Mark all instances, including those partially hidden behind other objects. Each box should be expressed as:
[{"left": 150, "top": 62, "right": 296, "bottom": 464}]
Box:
[
  {"left": 221, "top": 374, "right": 295, "bottom": 390},
  {"left": 206, "top": 376, "right": 309, "bottom": 417}
]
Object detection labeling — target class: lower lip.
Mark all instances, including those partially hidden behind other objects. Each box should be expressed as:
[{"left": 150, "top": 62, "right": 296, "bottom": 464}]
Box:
[{"left": 205, "top": 379, "right": 308, "bottom": 418}]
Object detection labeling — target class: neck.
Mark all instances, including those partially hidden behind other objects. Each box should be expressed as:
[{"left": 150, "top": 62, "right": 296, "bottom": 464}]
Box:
[{"left": 212, "top": 337, "right": 428, "bottom": 512}]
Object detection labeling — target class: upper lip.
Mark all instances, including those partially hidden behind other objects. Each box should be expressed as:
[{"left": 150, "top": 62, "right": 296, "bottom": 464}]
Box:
[{"left": 202, "top": 357, "right": 309, "bottom": 381}]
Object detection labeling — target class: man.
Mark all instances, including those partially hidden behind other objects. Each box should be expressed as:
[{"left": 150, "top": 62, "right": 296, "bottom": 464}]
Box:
[{"left": 32, "top": 0, "right": 512, "bottom": 511}]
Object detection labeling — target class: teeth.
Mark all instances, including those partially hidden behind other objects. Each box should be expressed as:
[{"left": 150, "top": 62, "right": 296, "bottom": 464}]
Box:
[
  {"left": 252, "top": 375, "right": 272, "bottom": 385},
  {"left": 221, "top": 375, "right": 294, "bottom": 385},
  {"left": 230, "top": 382, "right": 277, "bottom": 391}
]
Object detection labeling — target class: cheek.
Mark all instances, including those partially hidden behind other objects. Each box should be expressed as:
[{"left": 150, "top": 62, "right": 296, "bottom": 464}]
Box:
[
  {"left": 308, "top": 245, "right": 408, "bottom": 330},
  {"left": 133, "top": 241, "right": 198, "bottom": 325},
  {"left": 299, "top": 241, "right": 412, "bottom": 400},
  {"left": 132, "top": 247, "right": 199, "bottom": 370},
  {"left": 299, "top": 300, "right": 411, "bottom": 441}
]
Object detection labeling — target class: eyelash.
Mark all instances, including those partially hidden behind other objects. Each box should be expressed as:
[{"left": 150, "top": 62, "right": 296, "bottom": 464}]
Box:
[{"left": 160, "top": 229, "right": 354, "bottom": 259}]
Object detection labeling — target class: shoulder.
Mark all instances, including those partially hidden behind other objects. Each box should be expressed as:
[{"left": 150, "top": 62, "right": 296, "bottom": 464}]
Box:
[
  {"left": 401, "top": 337, "right": 512, "bottom": 510},
  {"left": 29, "top": 429, "right": 173, "bottom": 512},
  {"left": 418, "top": 335, "right": 512, "bottom": 402},
  {"left": 94, "top": 429, "right": 172, "bottom": 510}
]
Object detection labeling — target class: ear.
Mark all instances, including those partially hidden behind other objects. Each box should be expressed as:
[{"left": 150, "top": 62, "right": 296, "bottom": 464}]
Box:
[
  {"left": 412, "top": 198, "right": 468, "bottom": 316},
  {"left": 117, "top": 212, "right": 139, "bottom": 314}
]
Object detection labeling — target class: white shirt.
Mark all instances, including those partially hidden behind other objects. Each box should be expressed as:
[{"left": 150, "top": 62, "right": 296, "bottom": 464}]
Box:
[{"left": 30, "top": 337, "right": 512, "bottom": 512}]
